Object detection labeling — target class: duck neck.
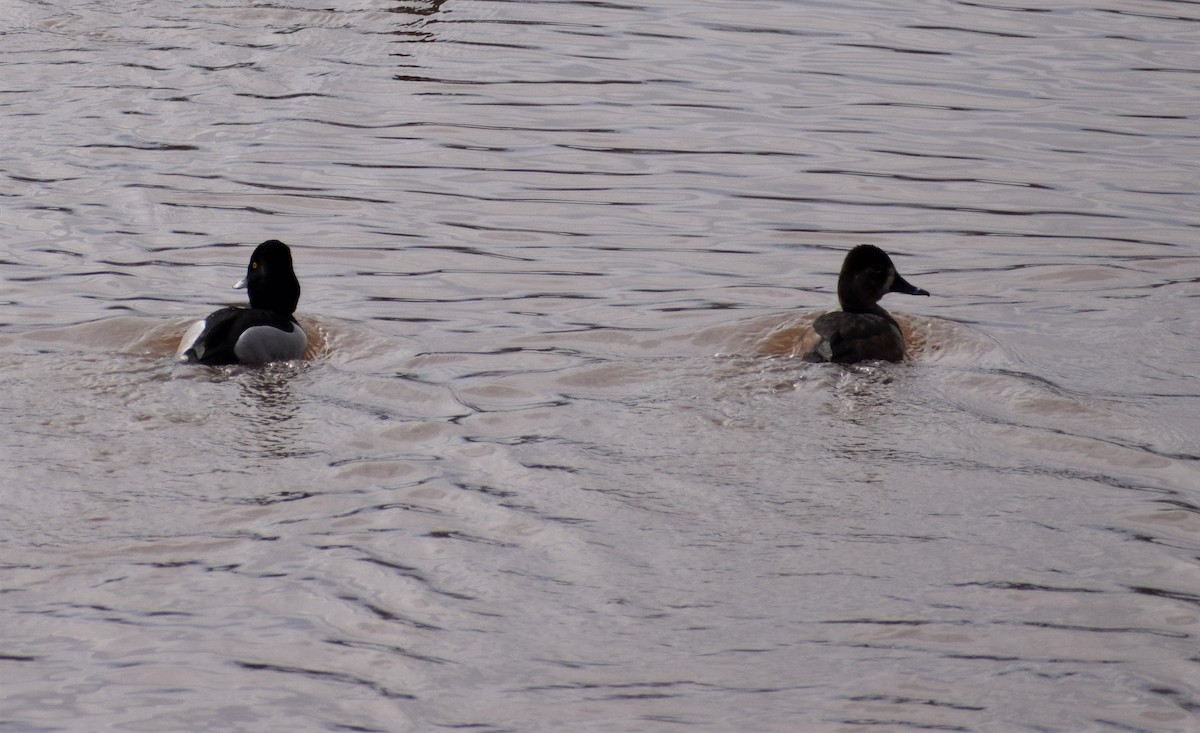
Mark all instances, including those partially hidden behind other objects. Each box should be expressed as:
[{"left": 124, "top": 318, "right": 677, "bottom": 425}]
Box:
[
  {"left": 838, "top": 295, "right": 894, "bottom": 322},
  {"left": 250, "top": 285, "right": 300, "bottom": 315}
]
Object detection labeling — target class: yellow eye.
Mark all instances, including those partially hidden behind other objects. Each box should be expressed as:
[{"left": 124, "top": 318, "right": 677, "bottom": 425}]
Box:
[{"left": 251, "top": 261, "right": 259, "bottom": 270}]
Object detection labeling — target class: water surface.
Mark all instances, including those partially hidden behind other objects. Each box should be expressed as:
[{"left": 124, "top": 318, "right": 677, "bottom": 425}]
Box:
[{"left": 1, "top": 0, "right": 1198, "bottom": 731}]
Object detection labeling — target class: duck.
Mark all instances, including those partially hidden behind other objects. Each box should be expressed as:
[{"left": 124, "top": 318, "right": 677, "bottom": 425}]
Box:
[
  {"left": 177, "top": 239, "right": 308, "bottom": 365},
  {"left": 802, "top": 244, "right": 929, "bottom": 363}
]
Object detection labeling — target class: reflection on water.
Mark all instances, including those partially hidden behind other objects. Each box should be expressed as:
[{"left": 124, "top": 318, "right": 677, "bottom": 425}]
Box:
[
  {"left": 234, "top": 366, "right": 309, "bottom": 460},
  {"left": 2, "top": 0, "right": 1199, "bottom": 731}
]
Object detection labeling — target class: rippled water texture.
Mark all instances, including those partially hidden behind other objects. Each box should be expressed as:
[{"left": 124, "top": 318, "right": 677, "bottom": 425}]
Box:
[{"left": 2, "top": 0, "right": 1198, "bottom": 731}]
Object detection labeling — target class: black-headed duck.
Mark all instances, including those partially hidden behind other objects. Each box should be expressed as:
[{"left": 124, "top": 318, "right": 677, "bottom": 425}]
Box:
[
  {"left": 178, "top": 240, "right": 308, "bottom": 365},
  {"left": 803, "top": 244, "right": 929, "bottom": 363}
]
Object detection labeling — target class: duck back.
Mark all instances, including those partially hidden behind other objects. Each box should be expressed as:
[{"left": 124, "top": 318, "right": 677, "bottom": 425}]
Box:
[{"left": 803, "top": 311, "right": 905, "bottom": 363}]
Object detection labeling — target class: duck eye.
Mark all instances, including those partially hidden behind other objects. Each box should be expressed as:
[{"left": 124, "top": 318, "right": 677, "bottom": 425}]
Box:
[{"left": 251, "top": 261, "right": 259, "bottom": 270}]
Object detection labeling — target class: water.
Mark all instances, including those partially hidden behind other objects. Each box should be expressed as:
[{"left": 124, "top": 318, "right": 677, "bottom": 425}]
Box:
[{"left": 1, "top": 0, "right": 1198, "bottom": 730}]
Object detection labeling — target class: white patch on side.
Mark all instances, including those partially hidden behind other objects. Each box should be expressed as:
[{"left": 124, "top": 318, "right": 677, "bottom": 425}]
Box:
[
  {"left": 234, "top": 323, "right": 308, "bottom": 364},
  {"left": 176, "top": 319, "right": 208, "bottom": 361},
  {"left": 814, "top": 338, "right": 833, "bottom": 362},
  {"left": 884, "top": 269, "right": 895, "bottom": 291}
]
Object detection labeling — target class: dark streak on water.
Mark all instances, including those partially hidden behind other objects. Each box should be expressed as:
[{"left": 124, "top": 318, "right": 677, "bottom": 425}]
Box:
[{"left": 1, "top": 0, "right": 1199, "bottom": 731}]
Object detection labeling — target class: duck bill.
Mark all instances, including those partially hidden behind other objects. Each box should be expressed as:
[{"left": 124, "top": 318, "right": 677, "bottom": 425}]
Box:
[
  {"left": 233, "top": 277, "right": 247, "bottom": 290},
  {"left": 890, "top": 273, "right": 929, "bottom": 297}
]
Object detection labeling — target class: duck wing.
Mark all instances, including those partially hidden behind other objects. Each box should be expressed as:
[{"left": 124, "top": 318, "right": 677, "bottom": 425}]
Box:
[
  {"left": 180, "top": 307, "right": 244, "bottom": 365},
  {"left": 804, "top": 312, "right": 905, "bottom": 363}
]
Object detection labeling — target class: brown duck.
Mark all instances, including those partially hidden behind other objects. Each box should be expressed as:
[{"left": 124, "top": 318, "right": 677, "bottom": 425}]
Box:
[{"left": 803, "top": 244, "right": 929, "bottom": 363}]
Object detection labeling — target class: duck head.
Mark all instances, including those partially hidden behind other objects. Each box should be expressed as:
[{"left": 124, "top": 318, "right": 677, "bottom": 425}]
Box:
[
  {"left": 836, "top": 244, "right": 929, "bottom": 313},
  {"left": 235, "top": 239, "right": 301, "bottom": 314}
]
